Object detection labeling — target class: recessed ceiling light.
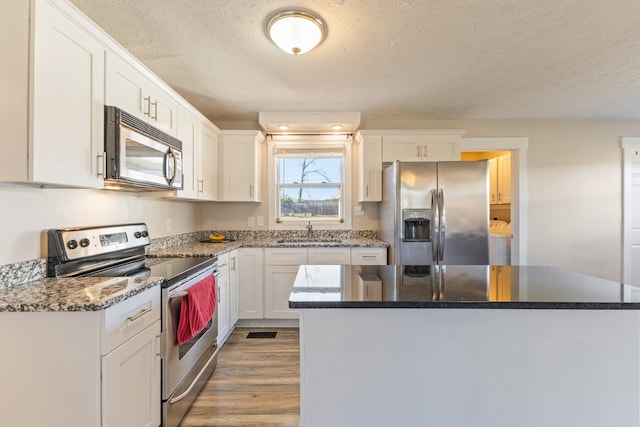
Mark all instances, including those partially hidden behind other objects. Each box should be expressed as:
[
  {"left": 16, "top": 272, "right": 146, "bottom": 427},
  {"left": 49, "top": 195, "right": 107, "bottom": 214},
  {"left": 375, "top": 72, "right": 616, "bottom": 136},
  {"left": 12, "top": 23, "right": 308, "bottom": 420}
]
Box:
[
  {"left": 266, "top": 10, "right": 326, "bottom": 55},
  {"left": 278, "top": 124, "right": 289, "bottom": 131},
  {"left": 331, "top": 124, "right": 343, "bottom": 131}
]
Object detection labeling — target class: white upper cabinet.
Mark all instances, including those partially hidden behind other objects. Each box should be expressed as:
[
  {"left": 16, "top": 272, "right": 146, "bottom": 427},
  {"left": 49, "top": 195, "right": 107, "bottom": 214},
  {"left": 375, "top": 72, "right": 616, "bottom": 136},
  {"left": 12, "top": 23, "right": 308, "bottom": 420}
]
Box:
[
  {"left": 489, "top": 153, "right": 511, "bottom": 204},
  {"left": 381, "top": 131, "right": 465, "bottom": 162},
  {"left": 176, "top": 106, "right": 199, "bottom": 199},
  {"left": 105, "top": 51, "right": 178, "bottom": 136},
  {"left": 1, "top": 0, "right": 105, "bottom": 188},
  {"left": 218, "top": 131, "right": 265, "bottom": 202},
  {"left": 355, "top": 132, "right": 382, "bottom": 202},
  {"left": 197, "top": 121, "right": 219, "bottom": 201},
  {"left": 497, "top": 153, "right": 511, "bottom": 204}
]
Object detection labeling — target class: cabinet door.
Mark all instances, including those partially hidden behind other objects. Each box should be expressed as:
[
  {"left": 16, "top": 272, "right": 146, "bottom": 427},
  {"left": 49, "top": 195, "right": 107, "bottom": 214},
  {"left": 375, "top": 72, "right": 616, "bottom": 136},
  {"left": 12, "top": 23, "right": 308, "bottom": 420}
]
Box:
[
  {"left": 148, "top": 83, "right": 178, "bottom": 137},
  {"left": 217, "top": 271, "right": 230, "bottom": 345},
  {"left": 31, "top": 0, "right": 105, "bottom": 188},
  {"left": 219, "top": 132, "right": 262, "bottom": 201},
  {"left": 498, "top": 154, "right": 511, "bottom": 204},
  {"left": 102, "top": 321, "right": 161, "bottom": 427},
  {"left": 264, "top": 265, "right": 299, "bottom": 319},
  {"left": 308, "top": 248, "right": 351, "bottom": 265},
  {"left": 357, "top": 135, "right": 382, "bottom": 202},
  {"left": 382, "top": 135, "right": 422, "bottom": 162},
  {"left": 229, "top": 250, "right": 239, "bottom": 327},
  {"left": 238, "top": 248, "right": 264, "bottom": 319},
  {"left": 489, "top": 158, "right": 498, "bottom": 204},
  {"left": 105, "top": 52, "right": 148, "bottom": 121},
  {"left": 176, "top": 107, "right": 199, "bottom": 199},
  {"left": 197, "top": 122, "right": 218, "bottom": 200},
  {"left": 423, "top": 139, "right": 460, "bottom": 161}
]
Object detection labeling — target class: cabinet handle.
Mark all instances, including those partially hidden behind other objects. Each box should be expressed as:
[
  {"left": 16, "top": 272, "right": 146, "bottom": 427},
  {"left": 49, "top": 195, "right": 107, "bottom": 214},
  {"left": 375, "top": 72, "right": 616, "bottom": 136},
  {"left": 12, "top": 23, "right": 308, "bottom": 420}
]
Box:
[
  {"left": 362, "top": 255, "right": 377, "bottom": 259},
  {"left": 143, "top": 96, "right": 151, "bottom": 116},
  {"left": 217, "top": 285, "right": 221, "bottom": 304},
  {"left": 155, "top": 334, "right": 161, "bottom": 357},
  {"left": 249, "top": 184, "right": 253, "bottom": 197},
  {"left": 423, "top": 144, "right": 427, "bottom": 159},
  {"left": 198, "top": 179, "right": 204, "bottom": 193},
  {"left": 231, "top": 257, "right": 236, "bottom": 271},
  {"left": 150, "top": 100, "right": 158, "bottom": 120},
  {"left": 97, "top": 152, "right": 106, "bottom": 178},
  {"left": 498, "top": 193, "right": 503, "bottom": 202},
  {"left": 365, "top": 185, "right": 369, "bottom": 197},
  {"left": 127, "top": 307, "right": 152, "bottom": 324},
  {"left": 416, "top": 145, "right": 421, "bottom": 158}
]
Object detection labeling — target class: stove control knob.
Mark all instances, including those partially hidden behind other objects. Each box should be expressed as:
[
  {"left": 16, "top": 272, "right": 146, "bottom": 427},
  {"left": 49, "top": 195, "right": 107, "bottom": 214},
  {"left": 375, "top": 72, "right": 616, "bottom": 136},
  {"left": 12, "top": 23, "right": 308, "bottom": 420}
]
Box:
[
  {"left": 67, "top": 240, "right": 78, "bottom": 250},
  {"left": 79, "top": 238, "right": 90, "bottom": 248},
  {"left": 141, "top": 231, "right": 149, "bottom": 238},
  {"left": 134, "top": 231, "right": 142, "bottom": 239}
]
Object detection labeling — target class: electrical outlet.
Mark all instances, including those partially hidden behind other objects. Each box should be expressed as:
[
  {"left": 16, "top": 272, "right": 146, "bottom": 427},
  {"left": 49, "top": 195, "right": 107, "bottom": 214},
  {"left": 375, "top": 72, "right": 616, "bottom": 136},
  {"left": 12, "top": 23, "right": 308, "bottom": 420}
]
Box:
[
  {"left": 354, "top": 204, "right": 365, "bottom": 216},
  {"left": 257, "top": 216, "right": 264, "bottom": 226},
  {"left": 166, "top": 219, "right": 172, "bottom": 232},
  {"left": 247, "top": 217, "right": 255, "bottom": 227}
]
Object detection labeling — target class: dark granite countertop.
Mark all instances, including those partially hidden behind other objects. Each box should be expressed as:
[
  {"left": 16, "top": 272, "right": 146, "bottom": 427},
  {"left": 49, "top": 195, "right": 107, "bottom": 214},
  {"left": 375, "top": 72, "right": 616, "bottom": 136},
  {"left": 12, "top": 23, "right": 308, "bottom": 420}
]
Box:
[{"left": 289, "top": 265, "right": 640, "bottom": 309}]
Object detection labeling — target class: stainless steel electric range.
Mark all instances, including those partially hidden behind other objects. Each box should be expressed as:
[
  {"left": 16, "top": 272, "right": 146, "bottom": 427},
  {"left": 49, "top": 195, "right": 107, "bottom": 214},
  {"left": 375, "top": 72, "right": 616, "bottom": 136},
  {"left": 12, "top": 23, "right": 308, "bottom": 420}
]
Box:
[{"left": 46, "top": 223, "right": 219, "bottom": 427}]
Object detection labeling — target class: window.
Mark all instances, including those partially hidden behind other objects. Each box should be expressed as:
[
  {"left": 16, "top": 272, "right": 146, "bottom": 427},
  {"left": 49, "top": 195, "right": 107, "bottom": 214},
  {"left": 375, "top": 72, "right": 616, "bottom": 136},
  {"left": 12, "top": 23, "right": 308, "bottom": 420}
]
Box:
[{"left": 268, "top": 137, "right": 352, "bottom": 229}]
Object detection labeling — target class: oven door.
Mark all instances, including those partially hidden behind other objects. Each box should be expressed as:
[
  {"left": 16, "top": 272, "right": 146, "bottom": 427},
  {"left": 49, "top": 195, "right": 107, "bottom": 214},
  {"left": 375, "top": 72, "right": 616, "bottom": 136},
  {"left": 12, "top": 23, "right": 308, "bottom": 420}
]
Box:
[{"left": 162, "top": 265, "right": 219, "bottom": 427}]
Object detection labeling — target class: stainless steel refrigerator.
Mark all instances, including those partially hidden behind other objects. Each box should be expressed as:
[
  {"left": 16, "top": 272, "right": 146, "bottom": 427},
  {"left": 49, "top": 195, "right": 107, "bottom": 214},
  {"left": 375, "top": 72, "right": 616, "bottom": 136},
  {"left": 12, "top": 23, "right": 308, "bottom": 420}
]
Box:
[{"left": 380, "top": 160, "right": 489, "bottom": 265}]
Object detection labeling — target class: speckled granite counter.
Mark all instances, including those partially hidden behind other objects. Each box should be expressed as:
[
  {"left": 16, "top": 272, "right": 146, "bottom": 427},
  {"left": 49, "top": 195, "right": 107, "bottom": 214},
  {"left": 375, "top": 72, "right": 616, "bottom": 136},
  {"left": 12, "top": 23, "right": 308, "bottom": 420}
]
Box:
[
  {"left": 147, "top": 236, "right": 387, "bottom": 258},
  {"left": 0, "top": 276, "right": 164, "bottom": 312},
  {"left": 290, "top": 264, "right": 640, "bottom": 309},
  {"left": 0, "top": 229, "right": 386, "bottom": 312}
]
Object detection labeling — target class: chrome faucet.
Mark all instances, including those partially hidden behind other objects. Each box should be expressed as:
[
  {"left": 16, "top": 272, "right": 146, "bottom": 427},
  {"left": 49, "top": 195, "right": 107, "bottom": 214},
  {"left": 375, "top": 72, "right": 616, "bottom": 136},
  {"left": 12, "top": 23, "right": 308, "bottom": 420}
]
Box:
[{"left": 306, "top": 221, "right": 313, "bottom": 239}]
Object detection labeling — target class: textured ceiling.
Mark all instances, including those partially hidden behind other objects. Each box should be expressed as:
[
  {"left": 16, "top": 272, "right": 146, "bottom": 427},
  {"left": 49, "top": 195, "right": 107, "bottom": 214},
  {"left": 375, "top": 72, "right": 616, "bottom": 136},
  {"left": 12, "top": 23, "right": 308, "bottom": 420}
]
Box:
[{"left": 70, "top": 0, "right": 640, "bottom": 124}]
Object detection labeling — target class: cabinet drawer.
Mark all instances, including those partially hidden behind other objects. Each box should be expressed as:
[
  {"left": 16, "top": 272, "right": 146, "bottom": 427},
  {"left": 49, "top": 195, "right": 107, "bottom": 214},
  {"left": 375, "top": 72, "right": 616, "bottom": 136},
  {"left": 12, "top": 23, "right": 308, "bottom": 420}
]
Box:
[
  {"left": 308, "top": 248, "right": 351, "bottom": 265},
  {"left": 351, "top": 248, "right": 387, "bottom": 265},
  {"left": 102, "top": 286, "right": 160, "bottom": 354},
  {"left": 217, "top": 252, "right": 230, "bottom": 276},
  {"left": 265, "top": 248, "right": 308, "bottom": 265}
]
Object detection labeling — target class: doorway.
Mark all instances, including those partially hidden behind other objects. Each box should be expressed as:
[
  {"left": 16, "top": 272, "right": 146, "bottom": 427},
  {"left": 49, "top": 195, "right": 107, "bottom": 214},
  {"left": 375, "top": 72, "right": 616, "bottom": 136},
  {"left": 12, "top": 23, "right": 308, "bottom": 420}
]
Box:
[{"left": 459, "top": 138, "right": 528, "bottom": 265}]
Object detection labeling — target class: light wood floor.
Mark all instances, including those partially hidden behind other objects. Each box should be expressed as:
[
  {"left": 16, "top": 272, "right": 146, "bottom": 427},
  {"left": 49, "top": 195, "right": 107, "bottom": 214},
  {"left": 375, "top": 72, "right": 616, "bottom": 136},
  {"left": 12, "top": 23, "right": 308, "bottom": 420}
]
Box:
[{"left": 179, "top": 327, "right": 300, "bottom": 427}]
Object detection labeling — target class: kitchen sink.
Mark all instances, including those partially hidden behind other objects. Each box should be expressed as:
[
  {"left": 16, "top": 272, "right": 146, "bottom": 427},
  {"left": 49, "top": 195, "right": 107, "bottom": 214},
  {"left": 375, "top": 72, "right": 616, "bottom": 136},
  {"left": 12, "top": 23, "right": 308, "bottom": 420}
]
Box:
[{"left": 276, "top": 238, "right": 343, "bottom": 244}]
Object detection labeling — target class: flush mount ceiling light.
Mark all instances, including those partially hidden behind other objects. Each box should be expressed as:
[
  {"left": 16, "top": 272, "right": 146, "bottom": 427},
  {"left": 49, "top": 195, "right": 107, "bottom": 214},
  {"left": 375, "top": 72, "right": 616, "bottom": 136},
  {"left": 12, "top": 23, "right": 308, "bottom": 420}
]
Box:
[{"left": 266, "top": 10, "right": 326, "bottom": 55}]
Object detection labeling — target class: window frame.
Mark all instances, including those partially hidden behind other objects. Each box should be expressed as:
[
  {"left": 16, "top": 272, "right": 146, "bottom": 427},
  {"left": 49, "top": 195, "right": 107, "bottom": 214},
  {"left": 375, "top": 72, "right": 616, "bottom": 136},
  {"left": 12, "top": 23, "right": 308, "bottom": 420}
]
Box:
[{"left": 267, "top": 135, "right": 352, "bottom": 230}]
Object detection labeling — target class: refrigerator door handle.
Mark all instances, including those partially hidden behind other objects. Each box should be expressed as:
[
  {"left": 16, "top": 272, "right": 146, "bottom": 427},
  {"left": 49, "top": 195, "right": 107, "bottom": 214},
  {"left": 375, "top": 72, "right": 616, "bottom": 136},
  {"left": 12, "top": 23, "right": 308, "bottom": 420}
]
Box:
[
  {"left": 438, "top": 188, "right": 446, "bottom": 261},
  {"left": 431, "top": 189, "right": 438, "bottom": 262}
]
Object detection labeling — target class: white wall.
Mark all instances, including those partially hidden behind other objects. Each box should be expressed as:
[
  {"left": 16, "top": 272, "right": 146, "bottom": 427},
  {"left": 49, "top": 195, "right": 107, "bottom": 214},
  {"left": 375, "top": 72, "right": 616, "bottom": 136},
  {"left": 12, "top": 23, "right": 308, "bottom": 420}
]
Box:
[{"left": 0, "top": 184, "right": 201, "bottom": 264}]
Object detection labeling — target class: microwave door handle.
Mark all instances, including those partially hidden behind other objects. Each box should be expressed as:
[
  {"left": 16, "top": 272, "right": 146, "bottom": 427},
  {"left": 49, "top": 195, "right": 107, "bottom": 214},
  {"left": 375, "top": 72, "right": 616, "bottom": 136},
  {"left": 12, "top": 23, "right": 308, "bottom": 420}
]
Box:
[{"left": 164, "top": 150, "right": 176, "bottom": 185}]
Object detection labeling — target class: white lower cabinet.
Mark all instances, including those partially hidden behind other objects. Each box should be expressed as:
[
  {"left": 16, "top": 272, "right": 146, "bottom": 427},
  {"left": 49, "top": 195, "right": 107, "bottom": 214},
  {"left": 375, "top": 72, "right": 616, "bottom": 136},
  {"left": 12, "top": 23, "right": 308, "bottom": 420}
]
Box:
[
  {"left": 217, "top": 252, "right": 231, "bottom": 345},
  {"left": 265, "top": 265, "right": 301, "bottom": 319},
  {"left": 0, "top": 286, "right": 161, "bottom": 427},
  {"left": 264, "top": 248, "right": 353, "bottom": 320},
  {"left": 102, "top": 319, "right": 161, "bottom": 427},
  {"left": 239, "top": 247, "right": 387, "bottom": 321},
  {"left": 229, "top": 250, "right": 239, "bottom": 327},
  {"left": 238, "top": 248, "right": 265, "bottom": 319}
]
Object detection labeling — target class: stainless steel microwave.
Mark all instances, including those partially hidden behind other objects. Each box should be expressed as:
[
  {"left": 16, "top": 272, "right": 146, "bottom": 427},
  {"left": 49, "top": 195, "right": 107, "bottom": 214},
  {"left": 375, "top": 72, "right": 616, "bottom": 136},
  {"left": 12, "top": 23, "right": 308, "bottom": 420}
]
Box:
[{"left": 104, "top": 106, "right": 183, "bottom": 190}]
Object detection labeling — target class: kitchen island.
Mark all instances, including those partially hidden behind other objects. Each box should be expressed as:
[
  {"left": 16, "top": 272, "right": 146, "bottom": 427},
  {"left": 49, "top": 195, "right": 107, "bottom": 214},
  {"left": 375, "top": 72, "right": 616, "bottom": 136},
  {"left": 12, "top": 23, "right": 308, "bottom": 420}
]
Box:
[{"left": 290, "top": 265, "right": 640, "bottom": 427}]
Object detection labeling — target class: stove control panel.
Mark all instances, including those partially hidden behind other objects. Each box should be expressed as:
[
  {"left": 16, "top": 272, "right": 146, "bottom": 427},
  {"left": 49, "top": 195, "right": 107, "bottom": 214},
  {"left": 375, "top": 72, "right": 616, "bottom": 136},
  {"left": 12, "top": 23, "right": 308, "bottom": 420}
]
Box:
[{"left": 48, "top": 223, "right": 151, "bottom": 261}]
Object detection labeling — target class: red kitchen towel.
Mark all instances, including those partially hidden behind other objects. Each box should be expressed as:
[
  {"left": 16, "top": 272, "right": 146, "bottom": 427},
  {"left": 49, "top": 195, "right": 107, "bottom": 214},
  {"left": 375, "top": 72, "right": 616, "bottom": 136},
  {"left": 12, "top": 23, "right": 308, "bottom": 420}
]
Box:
[{"left": 177, "top": 275, "right": 216, "bottom": 345}]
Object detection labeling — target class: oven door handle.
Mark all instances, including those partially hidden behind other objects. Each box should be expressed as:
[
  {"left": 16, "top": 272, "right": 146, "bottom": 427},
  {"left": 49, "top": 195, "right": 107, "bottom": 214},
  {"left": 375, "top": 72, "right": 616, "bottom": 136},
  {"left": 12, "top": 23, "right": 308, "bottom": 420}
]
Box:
[
  {"left": 169, "top": 291, "right": 188, "bottom": 300},
  {"left": 168, "top": 343, "right": 220, "bottom": 404}
]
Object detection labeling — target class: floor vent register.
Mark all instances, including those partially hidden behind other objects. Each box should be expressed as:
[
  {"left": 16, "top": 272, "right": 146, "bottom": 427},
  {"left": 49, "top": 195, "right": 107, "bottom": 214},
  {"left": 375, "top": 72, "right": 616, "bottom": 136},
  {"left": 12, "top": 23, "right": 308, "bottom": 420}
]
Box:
[{"left": 246, "top": 331, "right": 278, "bottom": 339}]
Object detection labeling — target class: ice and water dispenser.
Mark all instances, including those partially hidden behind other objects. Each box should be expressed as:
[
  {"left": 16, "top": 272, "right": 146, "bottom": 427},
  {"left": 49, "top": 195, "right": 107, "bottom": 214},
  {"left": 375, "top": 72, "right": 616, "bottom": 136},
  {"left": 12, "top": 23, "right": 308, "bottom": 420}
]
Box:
[{"left": 402, "top": 209, "right": 431, "bottom": 241}]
